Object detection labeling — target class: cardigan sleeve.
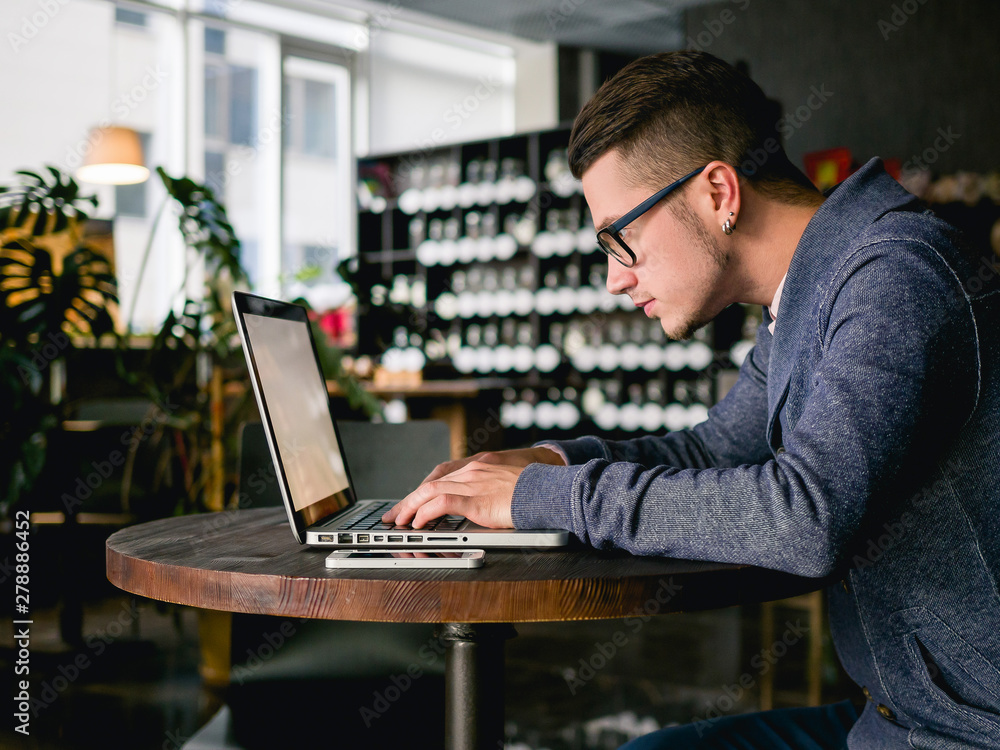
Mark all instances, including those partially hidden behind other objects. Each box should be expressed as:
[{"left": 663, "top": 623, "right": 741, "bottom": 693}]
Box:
[{"left": 512, "top": 242, "right": 977, "bottom": 577}]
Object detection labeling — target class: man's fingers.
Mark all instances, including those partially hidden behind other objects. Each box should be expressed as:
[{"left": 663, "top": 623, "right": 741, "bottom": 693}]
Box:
[
  {"left": 419, "top": 452, "right": 511, "bottom": 485},
  {"left": 411, "top": 495, "right": 465, "bottom": 529},
  {"left": 386, "top": 480, "right": 463, "bottom": 526},
  {"left": 420, "top": 458, "right": 472, "bottom": 485}
]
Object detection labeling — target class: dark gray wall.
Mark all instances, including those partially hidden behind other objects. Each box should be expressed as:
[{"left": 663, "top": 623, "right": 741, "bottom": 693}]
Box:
[{"left": 685, "top": 0, "right": 1000, "bottom": 175}]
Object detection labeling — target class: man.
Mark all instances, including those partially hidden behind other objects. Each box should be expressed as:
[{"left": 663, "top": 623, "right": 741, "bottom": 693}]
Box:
[{"left": 384, "top": 51, "right": 1000, "bottom": 748}]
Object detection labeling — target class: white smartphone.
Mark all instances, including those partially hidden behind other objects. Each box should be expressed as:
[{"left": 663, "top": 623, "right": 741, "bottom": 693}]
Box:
[{"left": 325, "top": 548, "right": 485, "bottom": 569}]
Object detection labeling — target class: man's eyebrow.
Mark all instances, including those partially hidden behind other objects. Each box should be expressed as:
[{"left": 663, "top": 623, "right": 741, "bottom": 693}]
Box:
[{"left": 595, "top": 214, "right": 621, "bottom": 233}]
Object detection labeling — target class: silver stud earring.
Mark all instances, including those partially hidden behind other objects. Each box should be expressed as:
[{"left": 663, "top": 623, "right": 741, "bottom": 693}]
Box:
[{"left": 722, "top": 212, "right": 735, "bottom": 235}]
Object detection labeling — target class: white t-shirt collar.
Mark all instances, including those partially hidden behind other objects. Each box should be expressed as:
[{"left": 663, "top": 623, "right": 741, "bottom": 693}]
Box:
[{"left": 767, "top": 273, "right": 787, "bottom": 335}]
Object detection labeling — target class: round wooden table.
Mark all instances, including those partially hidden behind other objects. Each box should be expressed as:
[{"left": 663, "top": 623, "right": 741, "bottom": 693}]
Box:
[{"left": 106, "top": 507, "right": 822, "bottom": 750}]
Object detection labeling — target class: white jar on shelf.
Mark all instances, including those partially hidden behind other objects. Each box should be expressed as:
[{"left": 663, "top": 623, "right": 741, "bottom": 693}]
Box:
[
  {"left": 535, "top": 344, "right": 561, "bottom": 372},
  {"left": 398, "top": 187, "right": 422, "bottom": 214},
  {"left": 664, "top": 343, "right": 686, "bottom": 371},
  {"left": 686, "top": 341, "right": 714, "bottom": 371},
  {"left": 512, "top": 345, "right": 534, "bottom": 373},
  {"left": 417, "top": 239, "right": 439, "bottom": 266}
]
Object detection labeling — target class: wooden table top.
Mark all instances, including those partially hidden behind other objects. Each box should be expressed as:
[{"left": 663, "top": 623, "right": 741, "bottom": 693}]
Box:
[{"left": 106, "top": 508, "right": 822, "bottom": 624}]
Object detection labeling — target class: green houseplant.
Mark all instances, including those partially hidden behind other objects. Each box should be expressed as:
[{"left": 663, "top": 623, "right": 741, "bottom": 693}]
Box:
[
  {"left": 119, "top": 168, "right": 381, "bottom": 516},
  {"left": 0, "top": 167, "right": 118, "bottom": 515},
  {"left": 0, "top": 164, "right": 379, "bottom": 519}
]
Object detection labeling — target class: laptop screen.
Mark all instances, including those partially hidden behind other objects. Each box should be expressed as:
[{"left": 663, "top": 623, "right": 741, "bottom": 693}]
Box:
[{"left": 235, "top": 293, "right": 355, "bottom": 535}]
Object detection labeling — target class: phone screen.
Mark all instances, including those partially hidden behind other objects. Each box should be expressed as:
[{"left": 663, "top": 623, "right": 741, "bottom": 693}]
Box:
[{"left": 345, "top": 551, "right": 464, "bottom": 559}]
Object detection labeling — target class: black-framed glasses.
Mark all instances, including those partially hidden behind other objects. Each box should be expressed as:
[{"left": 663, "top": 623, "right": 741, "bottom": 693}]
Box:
[{"left": 595, "top": 166, "right": 707, "bottom": 267}]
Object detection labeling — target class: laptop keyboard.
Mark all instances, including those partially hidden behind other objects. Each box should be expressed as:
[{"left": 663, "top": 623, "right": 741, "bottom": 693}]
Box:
[{"left": 334, "top": 501, "right": 465, "bottom": 531}]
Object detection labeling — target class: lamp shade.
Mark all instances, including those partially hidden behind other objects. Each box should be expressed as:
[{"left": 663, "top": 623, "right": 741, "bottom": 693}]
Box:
[{"left": 76, "top": 126, "right": 150, "bottom": 185}]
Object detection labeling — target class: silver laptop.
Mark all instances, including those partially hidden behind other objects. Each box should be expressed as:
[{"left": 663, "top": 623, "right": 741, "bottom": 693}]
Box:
[{"left": 232, "top": 291, "right": 569, "bottom": 548}]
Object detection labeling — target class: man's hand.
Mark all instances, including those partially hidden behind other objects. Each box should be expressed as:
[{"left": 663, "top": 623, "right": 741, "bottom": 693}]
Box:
[{"left": 381, "top": 446, "right": 566, "bottom": 529}]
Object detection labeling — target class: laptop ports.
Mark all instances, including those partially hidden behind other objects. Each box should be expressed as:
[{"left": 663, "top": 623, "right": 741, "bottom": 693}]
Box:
[
  {"left": 406, "top": 536, "right": 422, "bottom": 543},
  {"left": 357, "top": 534, "right": 370, "bottom": 543},
  {"left": 338, "top": 533, "right": 353, "bottom": 544},
  {"left": 388, "top": 535, "right": 404, "bottom": 542}
]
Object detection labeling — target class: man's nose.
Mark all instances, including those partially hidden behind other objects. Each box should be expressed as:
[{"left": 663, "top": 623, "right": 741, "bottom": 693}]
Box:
[{"left": 606, "top": 258, "right": 634, "bottom": 296}]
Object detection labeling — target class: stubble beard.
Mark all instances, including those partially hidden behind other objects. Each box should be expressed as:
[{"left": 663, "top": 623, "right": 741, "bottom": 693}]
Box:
[{"left": 661, "top": 205, "right": 732, "bottom": 341}]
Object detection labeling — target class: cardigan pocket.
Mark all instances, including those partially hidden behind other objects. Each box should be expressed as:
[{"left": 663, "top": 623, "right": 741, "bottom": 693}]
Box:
[{"left": 889, "top": 606, "right": 1000, "bottom": 741}]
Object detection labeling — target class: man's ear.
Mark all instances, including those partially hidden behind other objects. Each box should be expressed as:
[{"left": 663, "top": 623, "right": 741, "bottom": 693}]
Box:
[{"left": 701, "top": 161, "right": 741, "bottom": 227}]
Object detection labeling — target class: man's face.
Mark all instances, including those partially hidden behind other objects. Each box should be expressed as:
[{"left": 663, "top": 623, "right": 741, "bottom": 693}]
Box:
[{"left": 582, "top": 150, "right": 733, "bottom": 340}]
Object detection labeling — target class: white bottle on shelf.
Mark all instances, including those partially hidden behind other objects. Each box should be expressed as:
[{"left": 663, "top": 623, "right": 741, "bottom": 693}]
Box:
[
  {"left": 421, "top": 186, "right": 441, "bottom": 212},
  {"left": 493, "top": 289, "right": 514, "bottom": 317},
  {"left": 597, "top": 344, "right": 620, "bottom": 372},
  {"left": 571, "top": 345, "right": 598, "bottom": 372},
  {"left": 619, "top": 343, "right": 641, "bottom": 371},
  {"left": 513, "top": 176, "right": 536, "bottom": 203},
  {"left": 512, "top": 400, "right": 534, "bottom": 430},
  {"left": 534, "top": 287, "right": 557, "bottom": 315},
  {"left": 417, "top": 239, "right": 439, "bottom": 266},
  {"left": 619, "top": 403, "right": 642, "bottom": 432},
  {"left": 438, "top": 184, "right": 458, "bottom": 211},
  {"left": 556, "top": 401, "right": 580, "bottom": 430},
  {"left": 458, "top": 182, "right": 478, "bottom": 208},
  {"left": 475, "top": 346, "right": 494, "bottom": 373},
  {"left": 494, "top": 233, "right": 517, "bottom": 260},
  {"left": 641, "top": 344, "right": 663, "bottom": 371},
  {"left": 534, "top": 401, "right": 558, "bottom": 429},
  {"left": 664, "top": 343, "right": 686, "bottom": 371},
  {"left": 686, "top": 341, "right": 714, "bottom": 371},
  {"left": 437, "top": 238, "right": 458, "bottom": 265},
  {"left": 398, "top": 188, "right": 422, "bottom": 214},
  {"left": 641, "top": 403, "right": 664, "bottom": 432},
  {"left": 457, "top": 236, "right": 478, "bottom": 264},
  {"left": 556, "top": 287, "right": 577, "bottom": 314},
  {"left": 581, "top": 381, "right": 605, "bottom": 416},
  {"left": 687, "top": 403, "right": 710, "bottom": 427},
  {"left": 664, "top": 403, "right": 688, "bottom": 431},
  {"left": 512, "top": 345, "right": 534, "bottom": 373},
  {"left": 535, "top": 344, "right": 561, "bottom": 372},
  {"left": 594, "top": 403, "right": 619, "bottom": 430},
  {"left": 434, "top": 293, "right": 458, "bottom": 320},
  {"left": 493, "top": 344, "right": 513, "bottom": 372}
]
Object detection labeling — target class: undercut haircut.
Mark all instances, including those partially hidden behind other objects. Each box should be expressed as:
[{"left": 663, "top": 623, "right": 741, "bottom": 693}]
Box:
[{"left": 568, "top": 51, "right": 821, "bottom": 206}]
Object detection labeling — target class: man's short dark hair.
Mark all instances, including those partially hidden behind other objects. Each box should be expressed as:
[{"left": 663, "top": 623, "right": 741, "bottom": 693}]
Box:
[{"left": 568, "top": 50, "right": 818, "bottom": 205}]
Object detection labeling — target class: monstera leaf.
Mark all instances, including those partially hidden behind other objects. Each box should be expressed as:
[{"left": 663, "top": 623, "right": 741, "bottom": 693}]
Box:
[
  {"left": 0, "top": 236, "right": 118, "bottom": 343},
  {"left": 156, "top": 167, "right": 245, "bottom": 283},
  {"left": 0, "top": 166, "right": 98, "bottom": 237}
]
